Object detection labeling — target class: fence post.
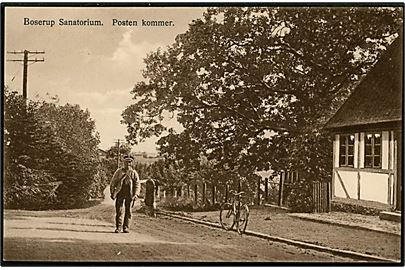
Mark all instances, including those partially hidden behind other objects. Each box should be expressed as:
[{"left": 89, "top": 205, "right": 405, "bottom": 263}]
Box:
[
  {"left": 313, "top": 182, "right": 317, "bottom": 213},
  {"left": 264, "top": 178, "right": 268, "bottom": 203},
  {"left": 187, "top": 184, "right": 190, "bottom": 197},
  {"left": 278, "top": 171, "right": 285, "bottom": 207},
  {"left": 194, "top": 184, "right": 198, "bottom": 203},
  {"left": 202, "top": 182, "right": 206, "bottom": 203},
  {"left": 212, "top": 185, "right": 216, "bottom": 204},
  {"left": 326, "top": 181, "right": 332, "bottom": 213},
  {"left": 257, "top": 177, "right": 261, "bottom": 205},
  {"left": 225, "top": 184, "right": 229, "bottom": 203}
]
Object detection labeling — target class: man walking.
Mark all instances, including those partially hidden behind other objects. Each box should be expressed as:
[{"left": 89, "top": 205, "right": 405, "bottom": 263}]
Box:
[{"left": 110, "top": 155, "right": 140, "bottom": 233}]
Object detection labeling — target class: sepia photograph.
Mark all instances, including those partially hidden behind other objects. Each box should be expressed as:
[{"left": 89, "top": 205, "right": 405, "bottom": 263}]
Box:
[{"left": 1, "top": 3, "right": 403, "bottom": 265}]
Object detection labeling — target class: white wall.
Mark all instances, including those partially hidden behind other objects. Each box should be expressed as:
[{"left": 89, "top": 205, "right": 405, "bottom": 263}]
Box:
[
  {"left": 359, "top": 172, "right": 389, "bottom": 204},
  {"left": 334, "top": 170, "right": 358, "bottom": 199},
  {"left": 333, "top": 130, "right": 395, "bottom": 205}
]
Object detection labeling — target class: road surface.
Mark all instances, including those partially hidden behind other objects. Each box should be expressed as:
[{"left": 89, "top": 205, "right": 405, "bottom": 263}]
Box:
[{"left": 3, "top": 190, "right": 354, "bottom": 263}]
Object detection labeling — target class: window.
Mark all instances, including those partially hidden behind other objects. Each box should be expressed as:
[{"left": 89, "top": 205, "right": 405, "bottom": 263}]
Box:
[
  {"left": 365, "top": 133, "right": 381, "bottom": 168},
  {"left": 339, "top": 134, "right": 355, "bottom": 167}
]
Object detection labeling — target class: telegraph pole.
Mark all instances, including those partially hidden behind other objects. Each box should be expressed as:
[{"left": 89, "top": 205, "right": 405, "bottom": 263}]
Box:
[
  {"left": 114, "top": 139, "right": 125, "bottom": 168},
  {"left": 7, "top": 50, "right": 45, "bottom": 100}
]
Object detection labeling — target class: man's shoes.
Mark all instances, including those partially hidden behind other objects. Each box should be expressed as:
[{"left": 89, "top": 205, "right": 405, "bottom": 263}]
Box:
[
  {"left": 123, "top": 228, "right": 130, "bottom": 233},
  {"left": 114, "top": 228, "right": 120, "bottom": 233}
]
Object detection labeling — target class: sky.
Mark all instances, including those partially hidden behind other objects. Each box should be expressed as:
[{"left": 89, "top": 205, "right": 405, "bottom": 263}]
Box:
[{"left": 4, "top": 6, "right": 206, "bottom": 153}]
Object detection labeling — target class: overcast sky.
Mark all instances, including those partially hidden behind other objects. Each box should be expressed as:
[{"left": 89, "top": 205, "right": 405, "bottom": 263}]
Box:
[{"left": 4, "top": 7, "right": 206, "bottom": 152}]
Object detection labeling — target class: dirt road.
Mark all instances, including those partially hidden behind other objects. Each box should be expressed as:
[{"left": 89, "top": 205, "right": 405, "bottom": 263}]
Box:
[{"left": 3, "top": 192, "right": 355, "bottom": 263}]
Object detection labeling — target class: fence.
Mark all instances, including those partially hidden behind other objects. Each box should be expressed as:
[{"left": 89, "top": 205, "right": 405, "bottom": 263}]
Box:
[
  {"left": 312, "top": 181, "right": 331, "bottom": 213},
  {"left": 154, "top": 171, "right": 331, "bottom": 213}
]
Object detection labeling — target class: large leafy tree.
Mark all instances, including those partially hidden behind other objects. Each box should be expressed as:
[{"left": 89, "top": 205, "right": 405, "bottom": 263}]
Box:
[
  {"left": 4, "top": 88, "right": 103, "bottom": 209},
  {"left": 122, "top": 7, "right": 402, "bottom": 186},
  {"left": 4, "top": 89, "right": 62, "bottom": 209},
  {"left": 37, "top": 103, "right": 101, "bottom": 207}
]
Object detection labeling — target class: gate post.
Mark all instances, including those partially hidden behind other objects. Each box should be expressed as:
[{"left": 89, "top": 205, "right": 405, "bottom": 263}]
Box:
[{"left": 194, "top": 184, "right": 198, "bottom": 203}]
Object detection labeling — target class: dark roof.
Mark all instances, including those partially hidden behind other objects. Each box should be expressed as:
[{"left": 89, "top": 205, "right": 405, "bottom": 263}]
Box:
[{"left": 324, "top": 34, "right": 403, "bottom": 131}]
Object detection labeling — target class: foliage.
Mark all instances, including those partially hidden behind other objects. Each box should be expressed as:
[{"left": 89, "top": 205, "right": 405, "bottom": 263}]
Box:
[
  {"left": 331, "top": 201, "right": 382, "bottom": 216},
  {"left": 285, "top": 180, "right": 313, "bottom": 213},
  {"left": 158, "top": 196, "right": 221, "bottom": 212},
  {"left": 121, "top": 7, "right": 402, "bottom": 210},
  {"left": 88, "top": 163, "right": 110, "bottom": 199},
  {"left": 3, "top": 165, "right": 58, "bottom": 210},
  {"left": 3, "top": 88, "right": 102, "bottom": 209},
  {"left": 37, "top": 103, "right": 101, "bottom": 208}
]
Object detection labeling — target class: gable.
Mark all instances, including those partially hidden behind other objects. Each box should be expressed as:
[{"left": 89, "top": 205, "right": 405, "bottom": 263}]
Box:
[{"left": 325, "top": 34, "right": 403, "bottom": 131}]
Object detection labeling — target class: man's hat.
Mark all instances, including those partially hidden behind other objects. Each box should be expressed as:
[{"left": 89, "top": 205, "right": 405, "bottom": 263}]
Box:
[{"left": 123, "top": 155, "right": 134, "bottom": 162}]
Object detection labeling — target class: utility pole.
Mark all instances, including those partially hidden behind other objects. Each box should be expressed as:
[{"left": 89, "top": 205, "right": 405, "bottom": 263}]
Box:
[
  {"left": 7, "top": 50, "right": 45, "bottom": 100},
  {"left": 114, "top": 139, "right": 126, "bottom": 168},
  {"left": 115, "top": 139, "right": 121, "bottom": 168}
]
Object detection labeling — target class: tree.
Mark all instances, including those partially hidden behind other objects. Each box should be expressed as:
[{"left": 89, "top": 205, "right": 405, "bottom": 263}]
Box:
[
  {"left": 122, "top": 7, "right": 402, "bottom": 194},
  {"left": 4, "top": 89, "right": 63, "bottom": 209},
  {"left": 36, "top": 103, "right": 101, "bottom": 207}
]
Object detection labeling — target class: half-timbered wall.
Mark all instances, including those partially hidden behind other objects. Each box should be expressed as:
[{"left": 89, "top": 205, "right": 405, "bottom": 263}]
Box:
[{"left": 332, "top": 131, "right": 396, "bottom": 205}]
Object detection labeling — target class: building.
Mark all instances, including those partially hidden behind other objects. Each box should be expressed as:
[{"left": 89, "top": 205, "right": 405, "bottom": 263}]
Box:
[{"left": 324, "top": 34, "right": 403, "bottom": 211}]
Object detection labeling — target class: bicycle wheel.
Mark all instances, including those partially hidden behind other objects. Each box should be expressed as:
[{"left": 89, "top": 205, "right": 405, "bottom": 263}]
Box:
[
  {"left": 237, "top": 204, "right": 249, "bottom": 235},
  {"left": 219, "top": 203, "right": 235, "bottom": 230}
]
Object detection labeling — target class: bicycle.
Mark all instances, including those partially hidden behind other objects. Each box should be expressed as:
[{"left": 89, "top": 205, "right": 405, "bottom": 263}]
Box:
[{"left": 219, "top": 190, "right": 249, "bottom": 235}]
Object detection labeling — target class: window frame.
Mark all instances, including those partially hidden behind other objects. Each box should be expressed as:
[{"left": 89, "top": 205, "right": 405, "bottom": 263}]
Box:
[
  {"left": 339, "top": 134, "right": 355, "bottom": 167},
  {"left": 364, "top": 132, "right": 382, "bottom": 169}
]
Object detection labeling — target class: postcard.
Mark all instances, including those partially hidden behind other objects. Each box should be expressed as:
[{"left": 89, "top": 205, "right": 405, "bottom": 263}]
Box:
[{"left": 2, "top": 3, "right": 403, "bottom": 265}]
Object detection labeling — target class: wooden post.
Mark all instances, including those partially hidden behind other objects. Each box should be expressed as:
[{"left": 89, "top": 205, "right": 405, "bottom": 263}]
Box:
[
  {"left": 225, "top": 184, "right": 229, "bottom": 203},
  {"left": 278, "top": 171, "right": 285, "bottom": 206},
  {"left": 212, "top": 185, "right": 216, "bottom": 204},
  {"left": 257, "top": 177, "right": 261, "bottom": 205},
  {"left": 187, "top": 184, "right": 190, "bottom": 197},
  {"left": 264, "top": 178, "right": 268, "bottom": 203},
  {"left": 313, "top": 182, "right": 317, "bottom": 213},
  {"left": 326, "top": 181, "right": 332, "bottom": 213},
  {"left": 202, "top": 182, "right": 206, "bottom": 203}
]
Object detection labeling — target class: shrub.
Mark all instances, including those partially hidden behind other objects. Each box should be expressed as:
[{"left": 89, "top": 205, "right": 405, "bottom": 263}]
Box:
[
  {"left": 331, "top": 201, "right": 381, "bottom": 216},
  {"left": 285, "top": 180, "right": 313, "bottom": 213},
  {"left": 158, "top": 196, "right": 221, "bottom": 212},
  {"left": 4, "top": 165, "right": 58, "bottom": 210}
]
